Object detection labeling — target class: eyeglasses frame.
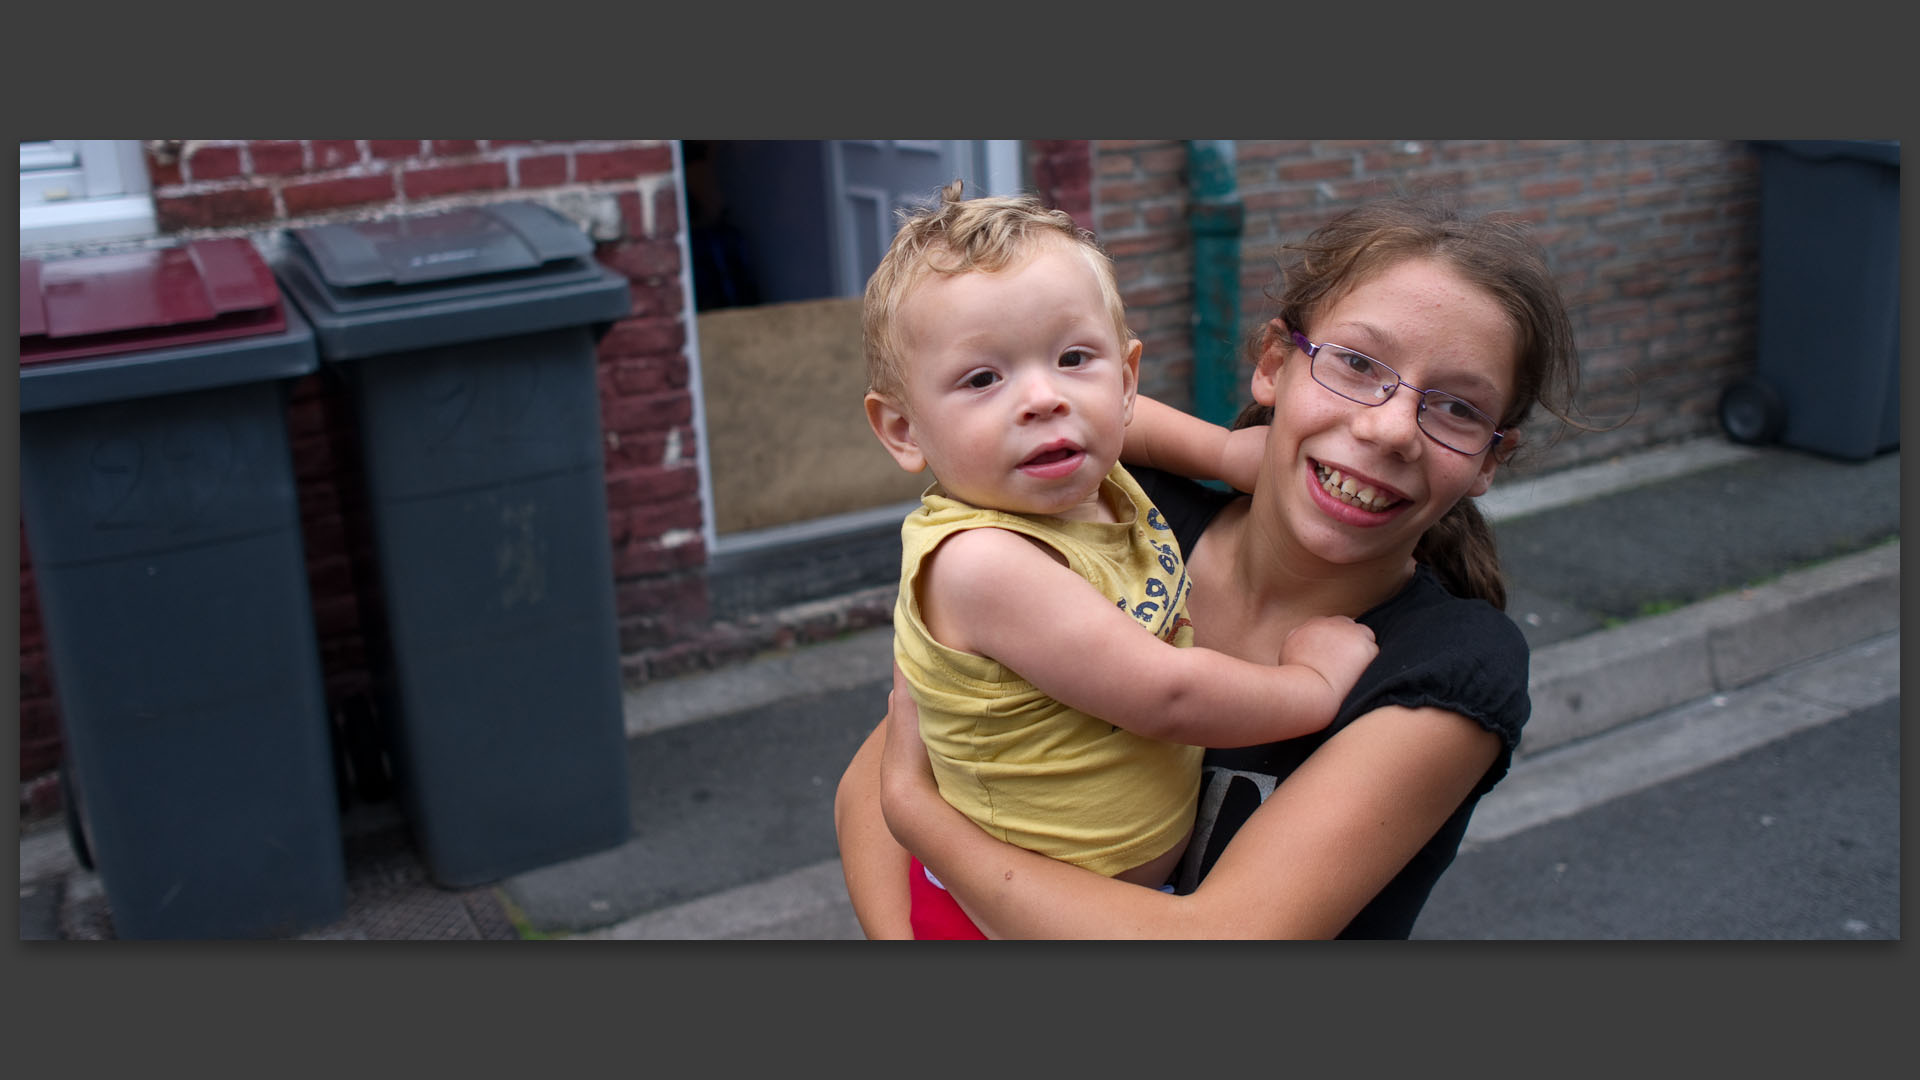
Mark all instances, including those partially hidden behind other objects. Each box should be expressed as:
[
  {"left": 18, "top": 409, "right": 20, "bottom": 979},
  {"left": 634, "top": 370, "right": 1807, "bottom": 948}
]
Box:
[{"left": 1289, "top": 331, "right": 1506, "bottom": 457}]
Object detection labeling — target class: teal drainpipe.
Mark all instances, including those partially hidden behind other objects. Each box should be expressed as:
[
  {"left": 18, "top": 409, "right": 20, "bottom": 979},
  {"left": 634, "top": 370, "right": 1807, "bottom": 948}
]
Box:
[{"left": 1187, "top": 140, "right": 1244, "bottom": 427}]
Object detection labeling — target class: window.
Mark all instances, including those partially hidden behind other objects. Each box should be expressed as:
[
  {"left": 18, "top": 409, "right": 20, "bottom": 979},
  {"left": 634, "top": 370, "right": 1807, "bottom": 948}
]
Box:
[{"left": 19, "top": 140, "right": 158, "bottom": 249}]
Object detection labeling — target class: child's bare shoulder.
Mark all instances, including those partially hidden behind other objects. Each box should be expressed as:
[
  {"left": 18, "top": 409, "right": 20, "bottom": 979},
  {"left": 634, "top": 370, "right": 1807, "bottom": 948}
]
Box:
[{"left": 921, "top": 526, "right": 1072, "bottom": 597}]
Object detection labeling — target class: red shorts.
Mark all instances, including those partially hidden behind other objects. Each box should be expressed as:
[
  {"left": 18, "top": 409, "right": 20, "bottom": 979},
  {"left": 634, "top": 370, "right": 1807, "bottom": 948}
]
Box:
[{"left": 908, "top": 857, "right": 988, "bottom": 940}]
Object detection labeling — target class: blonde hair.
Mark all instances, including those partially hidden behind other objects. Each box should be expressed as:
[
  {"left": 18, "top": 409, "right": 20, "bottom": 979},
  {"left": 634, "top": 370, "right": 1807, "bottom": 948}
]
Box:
[{"left": 863, "top": 179, "right": 1130, "bottom": 401}]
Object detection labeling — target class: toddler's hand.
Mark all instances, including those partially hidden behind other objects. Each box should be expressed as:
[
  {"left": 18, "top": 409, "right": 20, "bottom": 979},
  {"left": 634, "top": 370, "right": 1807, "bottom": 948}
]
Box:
[{"left": 1280, "top": 615, "right": 1378, "bottom": 694}]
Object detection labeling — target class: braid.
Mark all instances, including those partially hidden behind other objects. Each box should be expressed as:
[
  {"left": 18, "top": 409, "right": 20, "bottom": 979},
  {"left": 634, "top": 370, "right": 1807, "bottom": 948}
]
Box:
[{"left": 1413, "top": 497, "right": 1506, "bottom": 610}]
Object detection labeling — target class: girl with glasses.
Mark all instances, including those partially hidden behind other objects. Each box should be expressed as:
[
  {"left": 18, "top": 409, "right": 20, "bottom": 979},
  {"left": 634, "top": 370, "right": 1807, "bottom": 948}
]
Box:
[{"left": 836, "top": 193, "right": 1585, "bottom": 937}]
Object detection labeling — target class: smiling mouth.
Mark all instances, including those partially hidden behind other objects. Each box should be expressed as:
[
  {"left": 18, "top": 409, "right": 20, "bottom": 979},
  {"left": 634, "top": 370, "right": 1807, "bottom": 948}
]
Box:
[{"left": 1315, "top": 463, "right": 1401, "bottom": 512}]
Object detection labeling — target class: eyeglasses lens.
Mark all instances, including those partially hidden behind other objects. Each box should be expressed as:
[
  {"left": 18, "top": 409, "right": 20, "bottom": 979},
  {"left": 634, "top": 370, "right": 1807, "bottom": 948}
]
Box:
[{"left": 1311, "top": 346, "right": 1496, "bottom": 455}]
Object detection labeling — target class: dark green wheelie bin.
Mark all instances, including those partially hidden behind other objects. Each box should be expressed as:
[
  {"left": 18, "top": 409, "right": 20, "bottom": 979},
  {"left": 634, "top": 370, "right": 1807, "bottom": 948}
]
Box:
[
  {"left": 19, "top": 238, "right": 346, "bottom": 938},
  {"left": 272, "top": 201, "right": 634, "bottom": 887},
  {"left": 1720, "top": 139, "right": 1900, "bottom": 460}
]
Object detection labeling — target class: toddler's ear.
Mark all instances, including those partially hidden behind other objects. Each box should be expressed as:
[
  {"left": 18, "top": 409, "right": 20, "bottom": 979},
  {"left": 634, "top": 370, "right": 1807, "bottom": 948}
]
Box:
[
  {"left": 865, "top": 391, "right": 927, "bottom": 474},
  {"left": 1120, "top": 338, "right": 1142, "bottom": 423}
]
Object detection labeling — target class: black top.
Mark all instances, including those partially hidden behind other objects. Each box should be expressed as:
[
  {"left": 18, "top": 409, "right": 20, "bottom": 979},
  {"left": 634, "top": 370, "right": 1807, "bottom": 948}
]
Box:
[{"left": 1136, "top": 468, "right": 1531, "bottom": 939}]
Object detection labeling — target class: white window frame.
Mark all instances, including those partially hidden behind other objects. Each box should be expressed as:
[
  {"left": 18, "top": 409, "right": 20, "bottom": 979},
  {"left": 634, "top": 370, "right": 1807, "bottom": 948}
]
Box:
[{"left": 20, "top": 140, "right": 158, "bottom": 249}]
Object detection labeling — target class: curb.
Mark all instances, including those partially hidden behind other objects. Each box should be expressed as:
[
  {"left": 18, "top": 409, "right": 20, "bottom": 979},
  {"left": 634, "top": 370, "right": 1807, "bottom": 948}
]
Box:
[
  {"left": 1520, "top": 540, "right": 1899, "bottom": 758},
  {"left": 1470, "top": 629, "right": 1899, "bottom": 846}
]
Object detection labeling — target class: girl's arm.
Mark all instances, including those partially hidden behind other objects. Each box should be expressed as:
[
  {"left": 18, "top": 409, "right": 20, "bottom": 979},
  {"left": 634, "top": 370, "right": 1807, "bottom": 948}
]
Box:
[
  {"left": 881, "top": 663, "right": 1501, "bottom": 938},
  {"left": 921, "top": 527, "right": 1374, "bottom": 747},
  {"left": 1124, "top": 395, "right": 1267, "bottom": 494},
  {"left": 833, "top": 716, "right": 914, "bottom": 939}
]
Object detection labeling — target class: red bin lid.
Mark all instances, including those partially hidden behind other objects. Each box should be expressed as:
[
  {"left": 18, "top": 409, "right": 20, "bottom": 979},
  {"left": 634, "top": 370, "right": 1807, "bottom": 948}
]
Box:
[{"left": 18, "top": 238, "right": 288, "bottom": 365}]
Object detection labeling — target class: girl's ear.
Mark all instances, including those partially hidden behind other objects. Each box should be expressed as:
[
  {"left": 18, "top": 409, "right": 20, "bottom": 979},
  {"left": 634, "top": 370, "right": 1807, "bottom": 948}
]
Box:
[
  {"left": 865, "top": 391, "right": 927, "bottom": 474},
  {"left": 1119, "top": 337, "right": 1142, "bottom": 424},
  {"left": 1250, "top": 318, "right": 1293, "bottom": 407},
  {"left": 1470, "top": 428, "right": 1520, "bottom": 497}
]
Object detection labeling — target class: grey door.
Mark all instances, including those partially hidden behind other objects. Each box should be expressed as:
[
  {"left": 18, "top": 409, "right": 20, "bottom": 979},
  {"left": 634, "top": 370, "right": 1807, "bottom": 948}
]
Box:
[{"left": 825, "top": 140, "right": 987, "bottom": 298}]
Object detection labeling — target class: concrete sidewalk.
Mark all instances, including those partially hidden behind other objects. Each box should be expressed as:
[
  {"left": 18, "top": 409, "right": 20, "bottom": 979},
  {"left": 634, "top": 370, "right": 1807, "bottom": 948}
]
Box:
[{"left": 17, "top": 437, "right": 1901, "bottom": 940}]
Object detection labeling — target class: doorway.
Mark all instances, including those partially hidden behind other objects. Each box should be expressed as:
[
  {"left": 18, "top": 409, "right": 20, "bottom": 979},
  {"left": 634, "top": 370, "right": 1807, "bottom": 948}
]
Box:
[{"left": 685, "top": 140, "right": 1019, "bottom": 548}]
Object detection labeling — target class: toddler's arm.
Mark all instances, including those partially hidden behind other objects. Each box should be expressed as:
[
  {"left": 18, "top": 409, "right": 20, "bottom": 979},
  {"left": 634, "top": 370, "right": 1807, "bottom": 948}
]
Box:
[
  {"left": 920, "top": 528, "right": 1376, "bottom": 749},
  {"left": 1124, "top": 395, "right": 1267, "bottom": 494}
]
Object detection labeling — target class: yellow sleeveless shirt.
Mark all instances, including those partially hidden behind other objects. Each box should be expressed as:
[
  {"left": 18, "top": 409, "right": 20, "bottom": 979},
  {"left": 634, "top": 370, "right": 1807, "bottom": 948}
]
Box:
[{"left": 893, "top": 464, "right": 1204, "bottom": 877}]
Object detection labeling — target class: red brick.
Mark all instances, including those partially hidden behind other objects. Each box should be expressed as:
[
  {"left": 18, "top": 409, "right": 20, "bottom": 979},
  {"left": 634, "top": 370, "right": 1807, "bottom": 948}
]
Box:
[
  {"left": 599, "top": 238, "right": 680, "bottom": 280},
  {"left": 625, "top": 280, "right": 685, "bottom": 319},
  {"left": 19, "top": 651, "right": 52, "bottom": 701},
  {"left": 1105, "top": 232, "right": 1182, "bottom": 259},
  {"left": 368, "top": 140, "right": 424, "bottom": 160},
  {"left": 144, "top": 144, "right": 183, "bottom": 187},
  {"left": 402, "top": 161, "right": 509, "bottom": 199},
  {"left": 517, "top": 153, "right": 570, "bottom": 188},
  {"left": 311, "top": 594, "right": 363, "bottom": 639},
  {"left": 611, "top": 496, "right": 703, "bottom": 539},
  {"left": 154, "top": 186, "right": 277, "bottom": 230},
  {"left": 298, "top": 518, "right": 351, "bottom": 563},
  {"left": 602, "top": 354, "right": 690, "bottom": 397},
  {"left": 615, "top": 573, "right": 709, "bottom": 618},
  {"left": 21, "top": 741, "right": 63, "bottom": 786},
  {"left": 18, "top": 697, "right": 60, "bottom": 744},
  {"left": 283, "top": 173, "right": 397, "bottom": 216},
  {"left": 652, "top": 184, "right": 680, "bottom": 239},
  {"left": 249, "top": 140, "right": 305, "bottom": 176},
  {"left": 1327, "top": 177, "right": 1401, "bottom": 202},
  {"left": 186, "top": 144, "right": 244, "bottom": 182},
  {"left": 606, "top": 464, "right": 700, "bottom": 509},
  {"left": 613, "top": 535, "right": 706, "bottom": 577},
  {"left": 598, "top": 317, "right": 686, "bottom": 359},
  {"left": 1520, "top": 177, "right": 1586, "bottom": 200},
  {"left": 603, "top": 390, "right": 693, "bottom": 434},
  {"left": 431, "top": 140, "right": 479, "bottom": 157},
  {"left": 311, "top": 140, "right": 362, "bottom": 170},
  {"left": 1278, "top": 157, "right": 1356, "bottom": 182},
  {"left": 616, "top": 191, "right": 645, "bottom": 237},
  {"left": 603, "top": 424, "right": 696, "bottom": 471},
  {"left": 1363, "top": 146, "right": 1435, "bottom": 171},
  {"left": 1556, "top": 196, "right": 1620, "bottom": 219},
  {"left": 575, "top": 145, "right": 674, "bottom": 182}
]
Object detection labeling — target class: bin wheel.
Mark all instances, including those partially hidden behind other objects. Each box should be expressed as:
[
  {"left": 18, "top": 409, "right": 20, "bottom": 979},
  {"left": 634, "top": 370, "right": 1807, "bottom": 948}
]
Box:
[
  {"left": 1719, "top": 377, "right": 1786, "bottom": 446},
  {"left": 60, "top": 760, "right": 94, "bottom": 872}
]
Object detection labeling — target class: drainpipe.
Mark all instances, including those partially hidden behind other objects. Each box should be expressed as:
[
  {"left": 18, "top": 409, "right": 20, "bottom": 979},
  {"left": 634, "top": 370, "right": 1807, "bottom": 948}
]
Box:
[{"left": 1187, "top": 140, "right": 1244, "bottom": 427}]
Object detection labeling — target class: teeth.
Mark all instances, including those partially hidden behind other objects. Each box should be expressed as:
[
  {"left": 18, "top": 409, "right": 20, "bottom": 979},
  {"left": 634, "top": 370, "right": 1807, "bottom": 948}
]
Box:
[{"left": 1316, "top": 465, "right": 1396, "bottom": 512}]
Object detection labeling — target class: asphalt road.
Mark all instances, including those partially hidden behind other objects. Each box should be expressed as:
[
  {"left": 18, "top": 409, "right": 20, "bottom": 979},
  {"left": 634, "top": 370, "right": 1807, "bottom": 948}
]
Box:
[{"left": 1412, "top": 695, "right": 1900, "bottom": 940}]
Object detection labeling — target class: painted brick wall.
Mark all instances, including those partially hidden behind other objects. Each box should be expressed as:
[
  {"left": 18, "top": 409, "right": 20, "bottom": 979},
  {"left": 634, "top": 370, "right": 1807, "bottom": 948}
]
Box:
[
  {"left": 1093, "top": 139, "right": 1762, "bottom": 472},
  {"left": 18, "top": 139, "right": 698, "bottom": 803}
]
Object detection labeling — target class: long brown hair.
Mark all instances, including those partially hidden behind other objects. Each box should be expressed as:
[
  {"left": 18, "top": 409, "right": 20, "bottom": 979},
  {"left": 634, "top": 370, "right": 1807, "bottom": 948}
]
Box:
[{"left": 1235, "top": 195, "right": 1585, "bottom": 610}]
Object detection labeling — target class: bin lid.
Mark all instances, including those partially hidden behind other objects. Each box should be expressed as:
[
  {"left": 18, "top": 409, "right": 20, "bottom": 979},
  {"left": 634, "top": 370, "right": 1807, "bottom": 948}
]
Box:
[
  {"left": 285, "top": 201, "right": 594, "bottom": 290},
  {"left": 273, "top": 201, "right": 632, "bottom": 361},
  {"left": 19, "top": 238, "right": 289, "bottom": 365},
  {"left": 1755, "top": 139, "right": 1900, "bottom": 168}
]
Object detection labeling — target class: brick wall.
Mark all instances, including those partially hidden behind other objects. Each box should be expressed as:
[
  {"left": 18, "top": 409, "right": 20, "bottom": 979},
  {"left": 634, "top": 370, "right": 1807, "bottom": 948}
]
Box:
[
  {"left": 1092, "top": 139, "right": 1762, "bottom": 472},
  {"left": 18, "top": 139, "right": 698, "bottom": 803},
  {"left": 17, "top": 138, "right": 1765, "bottom": 806}
]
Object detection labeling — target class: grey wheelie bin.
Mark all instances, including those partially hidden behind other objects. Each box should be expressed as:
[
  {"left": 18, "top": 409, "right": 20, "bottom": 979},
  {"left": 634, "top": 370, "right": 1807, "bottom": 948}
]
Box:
[
  {"left": 273, "top": 202, "right": 634, "bottom": 888},
  {"left": 1719, "top": 139, "right": 1900, "bottom": 460},
  {"left": 18, "top": 238, "right": 346, "bottom": 939}
]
